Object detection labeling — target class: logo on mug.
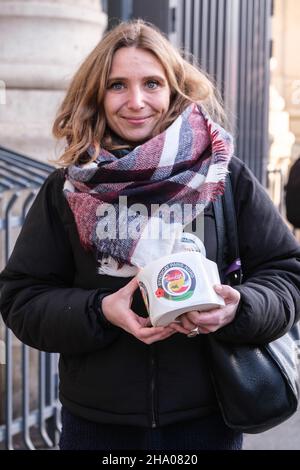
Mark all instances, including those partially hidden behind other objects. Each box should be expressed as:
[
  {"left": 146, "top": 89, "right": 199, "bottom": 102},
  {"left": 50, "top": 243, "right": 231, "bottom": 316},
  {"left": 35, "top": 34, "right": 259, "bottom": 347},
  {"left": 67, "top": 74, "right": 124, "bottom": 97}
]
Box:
[{"left": 156, "top": 262, "right": 196, "bottom": 301}]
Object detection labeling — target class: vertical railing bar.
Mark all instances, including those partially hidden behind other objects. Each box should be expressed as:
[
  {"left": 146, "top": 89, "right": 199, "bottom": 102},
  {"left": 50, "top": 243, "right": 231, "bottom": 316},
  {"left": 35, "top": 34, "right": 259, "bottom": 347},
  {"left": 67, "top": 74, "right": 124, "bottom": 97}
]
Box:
[
  {"left": 262, "top": 0, "right": 272, "bottom": 186},
  {"left": 182, "top": 0, "right": 186, "bottom": 50},
  {"left": 190, "top": 0, "right": 195, "bottom": 56},
  {"left": 208, "top": 0, "right": 217, "bottom": 76},
  {"left": 254, "top": 0, "right": 262, "bottom": 179},
  {"left": 3, "top": 193, "right": 19, "bottom": 450},
  {"left": 253, "top": 0, "right": 261, "bottom": 179},
  {"left": 184, "top": 0, "right": 192, "bottom": 57},
  {"left": 224, "top": 0, "right": 240, "bottom": 129},
  {"left": 22, "top": 344, "right": 34, "bottom": 449},
  {"left": 21, "top": 191, "right": 37, "bottom": 223},
  {"left": 247, "top": 0, "right": 255, "bottom": 174},
  {"left": 243, "top": 0, "right": 251, "bottom": 167},
  {"left": 223, "top": 0, "right": 231, "bottom": 116},
  {"left": 257, "top": 0, "right": 266, "bottom": 181},
  {"left": 193, "top": 0, "right": 200, "bottom": 63},
  {"left": 38, "top": 351, "right": 53, "bottom": 447},
  {"left": 48, "top": 354, "right": 54, "bottom": 405},
  {"left": 121, "top": 0, "right": 132, "bottom": 20},
  {"left": 278, "top": 170, "right": 284, "bottom": 215},
  {"left": 21, "top": 191, "right": 38, "bottom": 445},
  {"left": 4, "top": 193, "right": 19, "bottom": 262},
  {"left": 5, "top": 328, "right": 13, "bottom": 450},
  {"left": 45, "top": 352, "right": 56, "bottom": 445},
  {"left": 20, "top": 183, "right": 36, "bottom": 466},
  {"left": 215, "top": 0, "right": 225, "bottom": 93},
  {"left": 50, "top": 354, "right": 61, "bottom": 445},
  {"left": 237, "top": 0, "right": 247, "bottom": 165},
  {"left": 200, "top": 0, "right": 209, "bottom": 70},
  {"left": 55, "top": 360, "right": 62, "bottom": 433},
  {"left": 244, "top": 0, "right": 253, "bottom": 170},
  {"left": 251, "top": 0, "right": 258, "bottom": 177},
  {"left": 175, "top": 0, "right": 184, "bottom": 49}
]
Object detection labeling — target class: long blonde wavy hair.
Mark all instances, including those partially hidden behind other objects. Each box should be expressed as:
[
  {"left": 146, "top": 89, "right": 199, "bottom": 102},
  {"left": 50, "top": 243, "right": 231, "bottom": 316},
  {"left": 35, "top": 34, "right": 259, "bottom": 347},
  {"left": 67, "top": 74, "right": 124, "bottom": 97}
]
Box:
[{"left": 53, "top": 19, "right": 225, "bottom": 166}]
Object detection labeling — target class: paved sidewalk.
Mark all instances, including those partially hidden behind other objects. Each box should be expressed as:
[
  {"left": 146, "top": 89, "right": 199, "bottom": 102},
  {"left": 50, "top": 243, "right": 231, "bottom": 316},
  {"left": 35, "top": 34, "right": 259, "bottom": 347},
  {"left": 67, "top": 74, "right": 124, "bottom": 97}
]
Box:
[{"left": 243, "top": 406, "right": 300, "bottom": 450}]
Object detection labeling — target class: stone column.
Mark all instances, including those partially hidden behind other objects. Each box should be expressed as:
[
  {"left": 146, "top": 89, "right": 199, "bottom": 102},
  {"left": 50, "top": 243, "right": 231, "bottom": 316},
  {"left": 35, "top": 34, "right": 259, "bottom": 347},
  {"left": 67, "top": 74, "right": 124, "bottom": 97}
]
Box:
[{"left": 0, "top": 0, "right": 107, "bottom": 163}]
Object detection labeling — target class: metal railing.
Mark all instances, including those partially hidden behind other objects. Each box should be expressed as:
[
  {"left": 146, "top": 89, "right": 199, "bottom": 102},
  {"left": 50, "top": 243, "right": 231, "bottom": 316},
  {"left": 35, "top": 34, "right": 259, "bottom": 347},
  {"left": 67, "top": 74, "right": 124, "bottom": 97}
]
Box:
[
  {"left": 107, "top": 0, "right": 272, "bottom": 185},
  {"left": 0, "top": 147, "right": 60, "bottom": 450}
]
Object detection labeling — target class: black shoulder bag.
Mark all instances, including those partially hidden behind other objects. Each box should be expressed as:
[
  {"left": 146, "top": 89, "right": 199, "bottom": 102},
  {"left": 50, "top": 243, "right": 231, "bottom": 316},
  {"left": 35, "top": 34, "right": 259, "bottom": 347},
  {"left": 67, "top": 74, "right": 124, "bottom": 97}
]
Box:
[{"left": 208, "top": 175, "right": 300, "bottom": 434}]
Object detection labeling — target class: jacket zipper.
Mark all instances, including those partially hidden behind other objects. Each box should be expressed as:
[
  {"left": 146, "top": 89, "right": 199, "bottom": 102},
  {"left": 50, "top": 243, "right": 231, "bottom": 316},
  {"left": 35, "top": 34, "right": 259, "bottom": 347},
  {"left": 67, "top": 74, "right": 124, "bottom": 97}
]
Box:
[{"left": 150, "top": 347, "right": 157, "bottom": 428}]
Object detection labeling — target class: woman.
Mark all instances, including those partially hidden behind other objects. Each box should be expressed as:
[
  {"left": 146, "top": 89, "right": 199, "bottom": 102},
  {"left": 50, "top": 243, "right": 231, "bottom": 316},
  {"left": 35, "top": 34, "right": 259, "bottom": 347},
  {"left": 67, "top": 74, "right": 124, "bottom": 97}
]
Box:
[{"left": 1, "top": 20, "right": 300, "bottom": 451}]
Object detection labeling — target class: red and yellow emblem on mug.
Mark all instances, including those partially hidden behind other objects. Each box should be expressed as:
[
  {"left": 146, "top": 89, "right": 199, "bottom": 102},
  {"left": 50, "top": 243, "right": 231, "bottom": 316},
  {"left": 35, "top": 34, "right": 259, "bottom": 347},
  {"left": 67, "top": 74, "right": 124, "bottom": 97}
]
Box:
[{"left": 156, "top": 262, "right": 196, "bottom": 301}]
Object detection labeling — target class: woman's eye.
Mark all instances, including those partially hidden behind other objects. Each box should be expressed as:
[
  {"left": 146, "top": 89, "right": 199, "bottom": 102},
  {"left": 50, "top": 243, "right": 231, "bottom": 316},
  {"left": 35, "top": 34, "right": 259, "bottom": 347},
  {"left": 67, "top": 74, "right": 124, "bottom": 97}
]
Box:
[
  {"left": 146, "top": 80, "right": 159, "bottom": 89},
  {"left": 109, "top": 82, "right": 124, "bottom": 90}
]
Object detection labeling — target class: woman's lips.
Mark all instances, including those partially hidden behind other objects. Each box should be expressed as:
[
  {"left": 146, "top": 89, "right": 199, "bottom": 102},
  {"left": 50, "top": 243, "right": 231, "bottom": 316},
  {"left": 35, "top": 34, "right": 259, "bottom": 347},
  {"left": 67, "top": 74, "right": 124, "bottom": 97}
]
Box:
[{"left": 122, "top": 116, "right": 152, "bottom": 125}]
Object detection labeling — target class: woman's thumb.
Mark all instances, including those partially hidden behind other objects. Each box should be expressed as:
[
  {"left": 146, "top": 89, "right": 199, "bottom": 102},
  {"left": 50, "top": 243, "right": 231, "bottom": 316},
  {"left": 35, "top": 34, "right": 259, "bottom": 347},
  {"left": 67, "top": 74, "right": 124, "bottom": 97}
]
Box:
[
  {"left": 125, "top": 276, "right": 139, "bottom": 294},
  {"left": 214, "top": 284, "right": 240, "bottom": 302}
]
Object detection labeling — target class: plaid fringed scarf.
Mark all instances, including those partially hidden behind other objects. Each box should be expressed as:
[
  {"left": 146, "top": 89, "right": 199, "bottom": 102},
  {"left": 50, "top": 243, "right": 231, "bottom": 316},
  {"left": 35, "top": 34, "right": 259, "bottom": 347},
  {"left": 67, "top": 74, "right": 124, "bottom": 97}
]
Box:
[{"left": 64, "top": 104, "right": 234, "bottom": 274}]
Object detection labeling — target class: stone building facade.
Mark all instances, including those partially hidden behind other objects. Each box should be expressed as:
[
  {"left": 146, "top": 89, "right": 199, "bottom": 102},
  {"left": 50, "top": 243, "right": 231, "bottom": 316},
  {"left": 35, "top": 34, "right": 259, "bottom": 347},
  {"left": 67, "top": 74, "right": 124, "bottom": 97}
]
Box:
[{"left": 0, "top": 0, "right": 107, "bottom": 162}]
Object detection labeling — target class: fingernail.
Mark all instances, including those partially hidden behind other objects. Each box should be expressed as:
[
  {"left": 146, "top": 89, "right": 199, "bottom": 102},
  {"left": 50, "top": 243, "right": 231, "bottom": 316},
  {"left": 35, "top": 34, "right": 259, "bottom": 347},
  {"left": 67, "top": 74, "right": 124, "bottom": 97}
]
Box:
[{"left": 214, "top": 285, "right": 222, "bottom": 292}]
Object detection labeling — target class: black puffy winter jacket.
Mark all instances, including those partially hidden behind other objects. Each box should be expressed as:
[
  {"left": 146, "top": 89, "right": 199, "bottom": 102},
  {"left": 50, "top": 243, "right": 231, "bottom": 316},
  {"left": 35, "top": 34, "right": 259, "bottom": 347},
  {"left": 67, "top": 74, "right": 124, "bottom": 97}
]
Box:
[{"left": 1, "top": 156, "right": 300, "bottom": 427}]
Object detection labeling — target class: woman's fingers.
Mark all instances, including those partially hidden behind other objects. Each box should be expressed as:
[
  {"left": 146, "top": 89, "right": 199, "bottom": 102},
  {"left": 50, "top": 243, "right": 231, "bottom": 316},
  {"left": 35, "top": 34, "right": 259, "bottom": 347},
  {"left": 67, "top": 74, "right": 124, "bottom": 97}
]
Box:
[
  {"left": 135, "top": 324, "right": 177, "bottom": 344},
  {"left": 124, "top": 311, "right": 177, "bottom": 344},
  {"left": 214, "top": 284, "right": 240, "bottom": 303},
  {"left": 169, "top": 322, "right": 191, "bottom": 334},
  {"left": 178, "top": 312, "right": 198, "bottom": 330},
  {"left": 197, "top": 324, "right": 223, "bottom": 334},
  {"left": 175, "top": 285, "right": 241, "bottom": 334}
]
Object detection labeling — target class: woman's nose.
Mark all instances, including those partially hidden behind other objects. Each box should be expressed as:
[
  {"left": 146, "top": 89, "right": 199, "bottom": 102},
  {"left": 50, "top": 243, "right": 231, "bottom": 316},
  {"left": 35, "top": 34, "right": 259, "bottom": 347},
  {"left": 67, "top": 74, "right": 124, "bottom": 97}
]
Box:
[{"left": 127, "top": 87, "right": 145, "bottom": 109}]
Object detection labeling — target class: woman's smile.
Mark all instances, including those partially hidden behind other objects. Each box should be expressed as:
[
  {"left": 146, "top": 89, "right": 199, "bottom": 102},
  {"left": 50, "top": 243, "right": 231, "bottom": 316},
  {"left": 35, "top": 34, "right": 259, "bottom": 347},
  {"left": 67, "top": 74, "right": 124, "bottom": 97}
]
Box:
[{"left": 121, "top": 115, "right": 153, "bottom": 125}]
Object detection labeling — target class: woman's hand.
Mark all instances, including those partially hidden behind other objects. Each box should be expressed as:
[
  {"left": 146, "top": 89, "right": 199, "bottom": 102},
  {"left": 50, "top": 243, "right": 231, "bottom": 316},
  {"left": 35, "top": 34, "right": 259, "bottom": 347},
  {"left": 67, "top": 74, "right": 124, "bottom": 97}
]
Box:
[
  {"left": 101, "top": 277, "right": 176, "bottom": 344},
  {"left": 170, "top": 284, "right": 241, "bottom": 335}
]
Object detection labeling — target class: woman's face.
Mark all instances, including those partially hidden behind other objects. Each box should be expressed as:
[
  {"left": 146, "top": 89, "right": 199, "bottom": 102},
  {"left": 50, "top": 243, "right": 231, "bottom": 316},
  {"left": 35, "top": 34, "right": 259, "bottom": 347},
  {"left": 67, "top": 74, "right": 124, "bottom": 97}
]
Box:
[{"left": 103, "top": 47, "right": 171, "bottom": 144}]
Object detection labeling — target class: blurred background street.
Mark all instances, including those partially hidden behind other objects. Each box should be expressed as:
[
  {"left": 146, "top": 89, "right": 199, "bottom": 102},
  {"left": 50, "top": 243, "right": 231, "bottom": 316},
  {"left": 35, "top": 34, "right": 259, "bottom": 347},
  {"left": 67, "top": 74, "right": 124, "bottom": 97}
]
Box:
[{"left": 244, "top": 401, "right": 300, "bottom": 450}]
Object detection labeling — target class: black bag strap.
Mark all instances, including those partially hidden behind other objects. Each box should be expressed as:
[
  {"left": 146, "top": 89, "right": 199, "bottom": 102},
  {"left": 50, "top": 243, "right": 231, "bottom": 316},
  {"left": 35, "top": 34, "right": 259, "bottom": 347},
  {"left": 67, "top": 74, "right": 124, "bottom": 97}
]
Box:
[{"left": 213, "top": 174, "right": 243, "bottom": 286}]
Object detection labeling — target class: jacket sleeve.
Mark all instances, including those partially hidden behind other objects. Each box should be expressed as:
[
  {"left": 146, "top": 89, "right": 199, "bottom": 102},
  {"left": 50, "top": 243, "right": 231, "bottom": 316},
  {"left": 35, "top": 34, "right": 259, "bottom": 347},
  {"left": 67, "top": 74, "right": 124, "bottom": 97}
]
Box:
[
  {"left": 215, "top": 158, "right": 300, "bottom": 344},
  {"left": 0, "top": 170, "right": 119, "bottom": 354}
]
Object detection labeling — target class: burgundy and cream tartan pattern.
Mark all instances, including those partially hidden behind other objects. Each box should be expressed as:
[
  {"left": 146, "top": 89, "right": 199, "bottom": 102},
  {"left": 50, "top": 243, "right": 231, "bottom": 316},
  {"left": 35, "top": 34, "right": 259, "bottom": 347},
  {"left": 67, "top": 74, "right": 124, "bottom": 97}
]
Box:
[{"left": 64, "top": 104, "right": 234, "bottom": 268}]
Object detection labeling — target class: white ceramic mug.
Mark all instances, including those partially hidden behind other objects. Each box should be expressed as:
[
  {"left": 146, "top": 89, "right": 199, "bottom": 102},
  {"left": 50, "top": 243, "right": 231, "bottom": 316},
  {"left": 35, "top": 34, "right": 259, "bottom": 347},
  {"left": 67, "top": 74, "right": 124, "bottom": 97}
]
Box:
[{"left": 137, "top": 251, "right": 225, "bottom": 326}]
